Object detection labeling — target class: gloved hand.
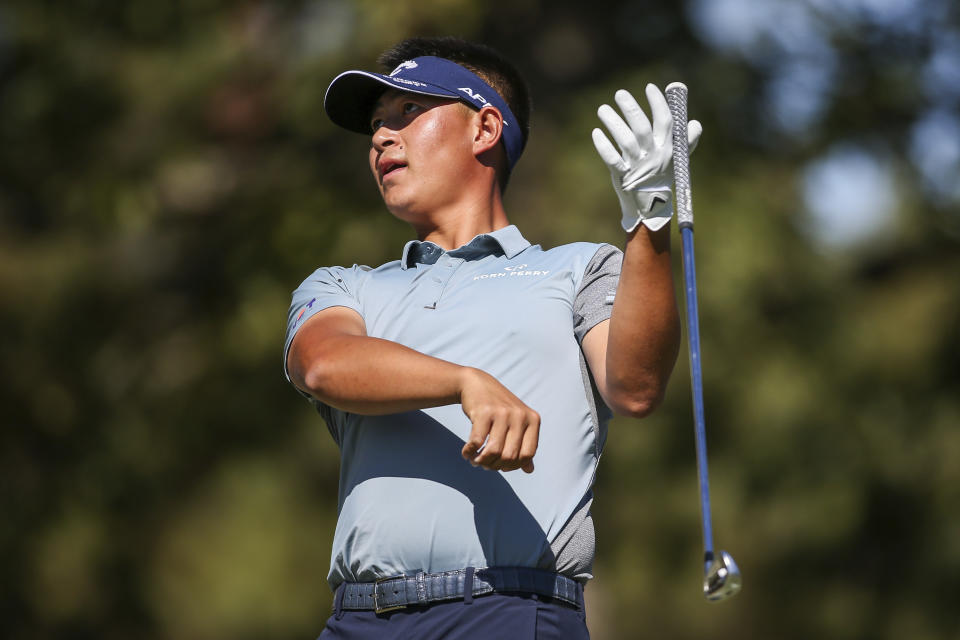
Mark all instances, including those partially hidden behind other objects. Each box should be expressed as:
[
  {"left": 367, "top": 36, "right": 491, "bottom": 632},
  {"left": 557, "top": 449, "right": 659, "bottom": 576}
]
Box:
[{"left": 592, "top": 84, "right": 702, "bottom": 232}]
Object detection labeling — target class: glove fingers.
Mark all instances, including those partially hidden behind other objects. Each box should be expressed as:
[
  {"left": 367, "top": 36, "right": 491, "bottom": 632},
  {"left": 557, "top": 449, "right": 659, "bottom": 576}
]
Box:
[
  {"left": 597, "top": 104, "right": 643, "bottom": 162},
  {"left": 645, "top": 84, "right": 673, "bottom": 148},
  {"left": 591, "top": 128, "right": 629, "bottom": 174},
  {"left": 688, "top": 120, "right": 702, "bottom": 154},
  {"left": 614, "top": 89, "right": 653, "bottom": 150}
]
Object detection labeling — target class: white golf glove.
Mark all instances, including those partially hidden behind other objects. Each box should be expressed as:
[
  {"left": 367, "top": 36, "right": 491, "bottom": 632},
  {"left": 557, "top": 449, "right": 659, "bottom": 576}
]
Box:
[{"left": 592, "top": 84, "right": 702, "bottom": 232}]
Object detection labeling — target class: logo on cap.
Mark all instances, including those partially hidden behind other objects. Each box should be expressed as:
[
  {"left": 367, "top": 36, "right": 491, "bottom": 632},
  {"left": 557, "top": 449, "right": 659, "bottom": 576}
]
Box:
[
  {"left": 458, "top": 87, "right": 488, "bottom": 106},
  {"left": 389, "top": 61, "right": 418, "bottom": 77}
]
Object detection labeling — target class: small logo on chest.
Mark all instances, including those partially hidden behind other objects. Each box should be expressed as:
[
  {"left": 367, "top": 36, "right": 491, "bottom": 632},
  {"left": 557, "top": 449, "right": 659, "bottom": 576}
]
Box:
[{"left": 473, "top": 264, "right": 550, "bottom": 281}]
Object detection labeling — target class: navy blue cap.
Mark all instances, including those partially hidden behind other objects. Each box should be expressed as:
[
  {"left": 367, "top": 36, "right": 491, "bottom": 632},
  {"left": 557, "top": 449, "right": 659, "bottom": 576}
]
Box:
[{"left": 324, "top": 56, "right": 526, "bottom": 170}]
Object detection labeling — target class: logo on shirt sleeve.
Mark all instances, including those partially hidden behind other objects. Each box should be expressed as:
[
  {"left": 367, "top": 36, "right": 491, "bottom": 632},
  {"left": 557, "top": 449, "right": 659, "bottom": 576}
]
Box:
[{"left": 295, "top": 298, "right": 316, "bottom": 324}]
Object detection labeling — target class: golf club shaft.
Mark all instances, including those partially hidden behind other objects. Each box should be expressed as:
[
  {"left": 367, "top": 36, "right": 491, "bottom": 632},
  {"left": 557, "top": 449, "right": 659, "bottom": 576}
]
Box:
[
  {"left": 681, "top": 228, "right": 714, "bottom": 571},
  {"left": 665, "top": 83, "right": 715, "bottom": 572}
]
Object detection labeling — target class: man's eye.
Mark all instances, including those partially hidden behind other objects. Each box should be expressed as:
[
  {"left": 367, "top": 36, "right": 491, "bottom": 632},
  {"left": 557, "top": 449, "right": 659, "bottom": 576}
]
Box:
[
  {"left": 403, "top": 103, "right": 419, "bottom": 114},
  {"left": 371, "top": 119, "right": 384, "bottom": 132}
]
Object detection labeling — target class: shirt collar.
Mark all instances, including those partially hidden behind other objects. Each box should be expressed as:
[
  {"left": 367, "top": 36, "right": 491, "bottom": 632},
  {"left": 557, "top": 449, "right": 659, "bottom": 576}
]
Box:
[{"left": 400, "top": 225, "right": 531, "bottom": 269}]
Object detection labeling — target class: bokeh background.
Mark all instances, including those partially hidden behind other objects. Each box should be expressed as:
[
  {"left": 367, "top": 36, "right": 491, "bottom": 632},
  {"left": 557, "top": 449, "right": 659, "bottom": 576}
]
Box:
[{"left": 3, "top": 0, "right": 959, "bottom": 638}]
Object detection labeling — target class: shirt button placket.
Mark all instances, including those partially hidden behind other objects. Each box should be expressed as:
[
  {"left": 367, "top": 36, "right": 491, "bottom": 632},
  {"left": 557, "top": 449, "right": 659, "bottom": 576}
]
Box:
[{"left": 423, "top": 254, "right": 462, "bottom": 310}]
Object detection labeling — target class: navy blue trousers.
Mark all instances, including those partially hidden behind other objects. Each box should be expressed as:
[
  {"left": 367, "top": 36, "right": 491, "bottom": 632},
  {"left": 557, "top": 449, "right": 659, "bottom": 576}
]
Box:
[{"left": 318, "top": 592, "right": 590, "bottom": 639}]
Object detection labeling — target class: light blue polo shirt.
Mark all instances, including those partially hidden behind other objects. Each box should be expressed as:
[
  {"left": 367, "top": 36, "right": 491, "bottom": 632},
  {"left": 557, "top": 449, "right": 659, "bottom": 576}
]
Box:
[{"left": 284, "top": 226, "right": 622, "bottom": 590}]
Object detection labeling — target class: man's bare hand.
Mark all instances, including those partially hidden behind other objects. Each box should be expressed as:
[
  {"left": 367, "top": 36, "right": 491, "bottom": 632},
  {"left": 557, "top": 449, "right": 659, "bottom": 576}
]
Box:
[{"left": 458, "top": 368, "right": 540, "bottom": 473}]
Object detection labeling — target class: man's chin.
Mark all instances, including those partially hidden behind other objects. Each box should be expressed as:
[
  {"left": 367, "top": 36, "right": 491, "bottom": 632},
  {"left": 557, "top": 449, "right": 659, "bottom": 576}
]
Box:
[{"left": 383, "top": 199, "right": 427, "bottom": 224}]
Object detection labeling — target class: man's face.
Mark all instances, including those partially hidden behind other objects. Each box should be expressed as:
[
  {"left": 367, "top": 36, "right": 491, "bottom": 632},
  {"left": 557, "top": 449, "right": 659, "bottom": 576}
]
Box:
[{"left": 367, "top": 89, "right": 477, "bottom": 221}]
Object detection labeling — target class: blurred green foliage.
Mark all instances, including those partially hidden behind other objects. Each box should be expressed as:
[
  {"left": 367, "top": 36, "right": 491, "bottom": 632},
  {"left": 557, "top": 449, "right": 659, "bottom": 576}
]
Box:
[{"left": 2, "top": 1, "right": 958, "bottom": 638}]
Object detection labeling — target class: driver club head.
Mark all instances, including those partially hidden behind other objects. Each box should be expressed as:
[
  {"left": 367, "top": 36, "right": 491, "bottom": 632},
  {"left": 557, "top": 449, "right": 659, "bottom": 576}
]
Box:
[{"left": 703, "top": 550, "right": 742, "bottom": 602}]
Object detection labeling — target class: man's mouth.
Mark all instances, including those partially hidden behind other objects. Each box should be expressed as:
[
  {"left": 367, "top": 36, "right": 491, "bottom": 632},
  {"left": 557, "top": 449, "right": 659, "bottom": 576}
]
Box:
[{"left": 379, "top": 159, "right": 407, "bottom": 181}]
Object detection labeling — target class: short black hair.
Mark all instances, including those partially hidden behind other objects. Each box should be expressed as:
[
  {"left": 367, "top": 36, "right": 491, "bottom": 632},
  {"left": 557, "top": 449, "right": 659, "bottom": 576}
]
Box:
[{"left": 377, "top": 37, "right": 532, "bottom": 186}]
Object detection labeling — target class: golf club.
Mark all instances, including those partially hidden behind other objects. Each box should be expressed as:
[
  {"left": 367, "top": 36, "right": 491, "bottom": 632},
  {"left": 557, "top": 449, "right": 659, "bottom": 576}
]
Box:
[{"left": 665, "top": 81, "right": 742, "bottom": 602}]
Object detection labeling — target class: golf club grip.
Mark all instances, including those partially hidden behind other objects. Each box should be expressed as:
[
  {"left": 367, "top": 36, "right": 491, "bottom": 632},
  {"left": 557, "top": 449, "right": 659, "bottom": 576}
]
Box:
[{"left": 666, "top": 83, "right": 693, "bottom": 228}]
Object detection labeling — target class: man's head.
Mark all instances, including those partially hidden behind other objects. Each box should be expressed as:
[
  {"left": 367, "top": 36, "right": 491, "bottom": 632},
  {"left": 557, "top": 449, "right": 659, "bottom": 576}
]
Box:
[{"left": 324, "top": 37, "right": 532, "bottom": 192}]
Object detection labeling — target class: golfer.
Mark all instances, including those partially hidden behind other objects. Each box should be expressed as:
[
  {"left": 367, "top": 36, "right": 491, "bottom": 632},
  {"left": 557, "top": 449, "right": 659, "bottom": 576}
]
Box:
[{"left": 284, "top": 36, "right": 701, "bottom": 639}]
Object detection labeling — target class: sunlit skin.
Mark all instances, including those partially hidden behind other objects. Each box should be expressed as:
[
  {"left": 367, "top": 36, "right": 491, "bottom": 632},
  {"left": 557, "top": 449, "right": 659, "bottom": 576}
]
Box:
[{"left": 367, "top": 89, "right": 510, "bottom": 249}]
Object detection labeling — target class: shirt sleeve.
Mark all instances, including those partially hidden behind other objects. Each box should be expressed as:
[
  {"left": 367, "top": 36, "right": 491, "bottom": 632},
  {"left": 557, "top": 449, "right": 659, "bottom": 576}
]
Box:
[
  {"left": 282, "top": 265, "right": 365, "bottom": 386},
  {"left": 573, "top": 244, "right": 622, "bottom": 344}
]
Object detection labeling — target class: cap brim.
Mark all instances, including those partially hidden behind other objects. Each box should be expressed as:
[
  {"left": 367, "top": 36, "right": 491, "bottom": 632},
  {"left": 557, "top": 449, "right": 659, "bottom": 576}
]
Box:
[{"left": 324, "top": 71, "right": 463, "bottom": 135}]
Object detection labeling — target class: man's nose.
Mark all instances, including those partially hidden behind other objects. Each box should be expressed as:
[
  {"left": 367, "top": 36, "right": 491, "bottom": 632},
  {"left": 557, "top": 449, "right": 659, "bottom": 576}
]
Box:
[{"left": 372, "top": 125, "right": 400, "bottom": 150}]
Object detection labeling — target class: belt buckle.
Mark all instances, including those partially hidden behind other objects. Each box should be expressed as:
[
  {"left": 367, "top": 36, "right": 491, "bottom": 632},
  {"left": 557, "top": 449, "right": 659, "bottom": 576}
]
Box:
[{"left": 373, "top": 576, "right": 407, "bottom": 614}]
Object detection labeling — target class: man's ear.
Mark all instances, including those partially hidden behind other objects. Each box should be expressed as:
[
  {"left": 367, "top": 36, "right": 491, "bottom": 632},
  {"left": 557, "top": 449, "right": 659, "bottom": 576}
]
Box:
[{"left": 473, "top": 106, "right": 504, "bottom": 157}]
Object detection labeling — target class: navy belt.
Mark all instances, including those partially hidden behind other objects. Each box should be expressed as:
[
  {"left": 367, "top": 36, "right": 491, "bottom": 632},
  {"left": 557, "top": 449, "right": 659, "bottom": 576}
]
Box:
[{"left": 337, "top": 567, "right": 584, "bottom": 614}]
